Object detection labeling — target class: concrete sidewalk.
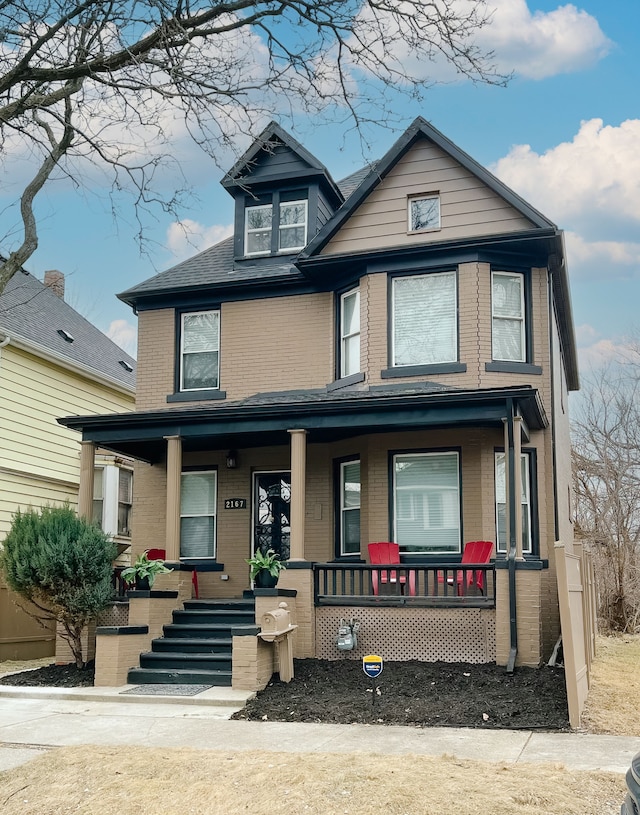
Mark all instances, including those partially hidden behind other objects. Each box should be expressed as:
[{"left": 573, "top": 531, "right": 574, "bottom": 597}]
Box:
[{"left": 0, "top": 683, "right": 638, "bottom": 775}]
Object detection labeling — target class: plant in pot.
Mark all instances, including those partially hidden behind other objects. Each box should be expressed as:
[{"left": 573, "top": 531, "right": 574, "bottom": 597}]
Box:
[
  {"left": 121, "top": 552, "right": 172, "bottom": 591},
  {"left": 246, "top": 548, "right": 286, "bottom": 589}
]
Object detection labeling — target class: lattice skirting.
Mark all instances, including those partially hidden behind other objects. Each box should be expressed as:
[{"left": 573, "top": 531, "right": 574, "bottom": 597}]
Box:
[
  {"left": 315, "top": 607, "right": 496, "bottom": 663},
  {"left": 97, "top": 601, "right": 129, "bottom": 627}
]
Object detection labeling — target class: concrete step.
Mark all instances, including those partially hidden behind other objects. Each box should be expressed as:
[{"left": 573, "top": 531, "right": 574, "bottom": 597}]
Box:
[
  {"left": 183, "top": 599, "right": 255, "bottom": 613},
  {"left": 127, "top": 667, "right": 232, "bottom": 686},
  {"left": 139, "top": 652, "right": 232, "bottom": 672},
  {"left": 172, "top": 609, "right": 255, "bottom": 626},
  {"left": 151, "top": 637, "right": 232, "bottom": 654}
]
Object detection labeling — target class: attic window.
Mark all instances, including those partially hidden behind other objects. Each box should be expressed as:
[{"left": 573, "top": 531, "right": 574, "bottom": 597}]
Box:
[
  {"left": 245, "top": 204, "right": 273, "bottom": 255},
  {"left": 119, "top": 360, "right": 134, "bottom": 372},
  {"left": 57, "top": 329, "right": 74, "bottom": 343},
  {"left": 408, "top": 194, "right": 440, "bottom": 232}
]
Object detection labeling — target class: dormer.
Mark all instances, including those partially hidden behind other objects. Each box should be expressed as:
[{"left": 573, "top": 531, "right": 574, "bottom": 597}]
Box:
[{"left": 221, "top": 122, "right": 343, "bottom": 264}]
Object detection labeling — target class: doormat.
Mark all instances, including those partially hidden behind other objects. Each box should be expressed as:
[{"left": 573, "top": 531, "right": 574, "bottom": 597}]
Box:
[{"left": 121, "top": 684, "right": 213, "bottom": 697}]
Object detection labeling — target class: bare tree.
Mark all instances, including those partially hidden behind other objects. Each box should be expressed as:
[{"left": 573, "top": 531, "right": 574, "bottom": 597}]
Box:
[
  {"left": 572, "top": 350, "right": 640, "bottom": 633},
  {"left": 0, "top": 0, "right": 505, "bottom": 292}
]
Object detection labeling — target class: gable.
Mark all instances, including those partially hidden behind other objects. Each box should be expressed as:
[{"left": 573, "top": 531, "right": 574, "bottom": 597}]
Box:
[
  {"left": 240, "top": 141, "right": 316, "bottom": 184},
  {"left": 322, "top": 138, "right": 536, "bottom": 256}
]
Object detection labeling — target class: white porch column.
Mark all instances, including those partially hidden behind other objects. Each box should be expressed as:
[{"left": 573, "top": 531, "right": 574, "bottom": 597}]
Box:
[
  {"left": 78, "top": 441, "right": 96, "bottom": 521},
  {"left": 165, "top": 435, "right": 182, "bottom": 562},
  {"left": 288, "top": 429, "right": 307, "bottom": 561}
]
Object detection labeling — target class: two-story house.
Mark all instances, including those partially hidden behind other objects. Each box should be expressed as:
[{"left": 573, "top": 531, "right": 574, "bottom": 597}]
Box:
[
  {"left": 0, "top": 267, "right": 136, "bottom": 660},
  {"left": 61, "top": 118, "right": 579, "bottom": 679}
]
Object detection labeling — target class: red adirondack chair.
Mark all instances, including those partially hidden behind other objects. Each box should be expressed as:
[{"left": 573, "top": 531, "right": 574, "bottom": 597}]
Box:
[
  {"left": 438, "top": 540, "right": 494, "bottom": 596},
  {"left": 368, "top": 542, "right": 416, "bottom": 596}
]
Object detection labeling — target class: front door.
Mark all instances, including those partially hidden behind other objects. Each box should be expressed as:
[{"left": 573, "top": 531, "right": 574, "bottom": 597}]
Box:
[{"left": 253, "top": 471, "right": 291, "bottom": 561}]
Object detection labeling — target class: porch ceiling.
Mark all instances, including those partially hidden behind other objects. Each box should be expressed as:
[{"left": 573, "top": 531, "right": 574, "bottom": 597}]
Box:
[{"left": 58, "top": 385, "right": 547, "bottom": 464}]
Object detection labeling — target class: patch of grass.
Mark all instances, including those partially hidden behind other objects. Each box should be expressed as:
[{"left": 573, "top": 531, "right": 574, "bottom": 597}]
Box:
[
  {"left": 582, "top": 634, "right": 640, "bottom": 736},
  {"left": 0, "top": 746, "right": 626, "bottom": 815}
]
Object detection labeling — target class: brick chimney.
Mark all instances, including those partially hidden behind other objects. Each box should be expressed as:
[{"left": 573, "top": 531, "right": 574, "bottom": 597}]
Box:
[{"left": 44, "top": 270, "right": 65, "bottom": 299}]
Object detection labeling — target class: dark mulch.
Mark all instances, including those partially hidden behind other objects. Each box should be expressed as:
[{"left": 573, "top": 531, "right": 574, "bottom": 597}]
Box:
[
  {"left": 231, "top": 659, "right": 570, "bottom": 730},
  {"left": 0, "top": 662, "right": 95, "bottom": 687},
  {"left": 1, "top": 658, "right": 569, "bottom": 731}
]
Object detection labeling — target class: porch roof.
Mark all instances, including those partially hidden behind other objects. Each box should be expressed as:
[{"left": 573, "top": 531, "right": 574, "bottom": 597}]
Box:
[{"left": 58, "top": 383, "right": 547, "bottom": 464}]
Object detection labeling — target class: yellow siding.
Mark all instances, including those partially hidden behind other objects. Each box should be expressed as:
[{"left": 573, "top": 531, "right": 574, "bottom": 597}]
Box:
[
  {"left": 0, "top": 344, "right": 134, "bottom": 531},
  {"left": 324, "top": 139, "right": 534, "bottom": 256}
]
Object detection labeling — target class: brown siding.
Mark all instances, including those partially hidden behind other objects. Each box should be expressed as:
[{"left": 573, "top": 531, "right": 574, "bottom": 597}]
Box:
[{"left": 323, "top": 140, "right": 534, "bottom": 256}]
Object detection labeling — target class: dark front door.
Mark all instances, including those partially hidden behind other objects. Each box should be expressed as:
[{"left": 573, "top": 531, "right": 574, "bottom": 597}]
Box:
[{"left": 253, "top": 471, "right": 291, "bottom": 561}]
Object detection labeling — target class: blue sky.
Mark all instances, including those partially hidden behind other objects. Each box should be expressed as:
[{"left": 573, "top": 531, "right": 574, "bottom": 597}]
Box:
[{"left": 4, "top": 0, "right": 639, "bottom": 370}]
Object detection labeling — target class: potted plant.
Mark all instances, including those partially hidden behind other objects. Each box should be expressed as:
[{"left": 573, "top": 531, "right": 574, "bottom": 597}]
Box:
[
  {"left": 121, "top": 551, "right": 172, "bottom": 591},
  {"left": 246, "top": 548, "right": 286, "bottom": 589}
]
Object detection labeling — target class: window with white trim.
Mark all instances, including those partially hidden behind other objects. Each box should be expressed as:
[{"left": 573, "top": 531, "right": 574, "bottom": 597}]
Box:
[
  {"left": 340, "top": 289, "right": 360, "bottom": 378},
  {"left": 408, "top": 194, "right": 440, "bottom": 232},
  {"left": 495, "top": 452, "right": 532, "bottom": 554},
  {"left": 492, "top": 272, "right": 525, "bottom": 362},
  {"left": 393, "top": 452, "right": 461, "bottom": 554},
  {"left": 392, "top": 272, "right": 457, "bottom": 366},
  {"left": 339, "top": 460, "right": 361, "bottom": 556},
  {"left": 180, "top": 311, "right": 220, "bottom": 391},
  {"left": 245, "top": 204, "right": 273, "bottom": 255},
  {"left": 180, "top": 470, "right": 217, "bottom": 558},
  {"left": 93, "top": 463, "right": 133, "bottom": 538},
  {"left": 278, "top": 200, "right": 307, "bottom": 252}
]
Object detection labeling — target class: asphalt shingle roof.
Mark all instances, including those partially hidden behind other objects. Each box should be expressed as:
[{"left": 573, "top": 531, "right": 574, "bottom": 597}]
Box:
[{"left": 0, "top": 268, "right": 136, "bottom": 389}]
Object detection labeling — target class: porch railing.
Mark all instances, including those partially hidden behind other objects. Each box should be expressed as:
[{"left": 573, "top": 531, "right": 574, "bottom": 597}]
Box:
[{"left": 313, "top": 563, "right": 495, "bottom": 608}]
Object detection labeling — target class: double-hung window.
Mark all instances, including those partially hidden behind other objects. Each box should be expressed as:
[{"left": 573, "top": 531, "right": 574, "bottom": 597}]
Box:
[
  {"left": 492, "top": 272, "right": 525, "bottom": 362},
  {"left": 245, "top": 204, "right": 273, "bottom": 255},
  {"left": 93, "top": 464, "right": 133, "bottom": 538},
  {"left": 180, "top": 311, "right": 220, "bottom": 391},
  {"left": 495, "top": 452, "right": 532, "bottom": 554},
  {"left": 340, "top": 289, "right": 360, "bottom": 378},
  {"left": 392, "top": 272, "right": 457, "bottom": 367},
  {"left": 339, "top": 460, "right": 361, "bottom": 556},
  {"left": 117, "top": 469, "right": 133, "bottom": 537},
  {"left": 393, "top": 452, "right": 461, "bottom": 554},
  {"left": 180, "top": 470, "right": 217, "bottom": 558},
  {"left": 244, "top": 198, "right": 307, "bottom": 255}
]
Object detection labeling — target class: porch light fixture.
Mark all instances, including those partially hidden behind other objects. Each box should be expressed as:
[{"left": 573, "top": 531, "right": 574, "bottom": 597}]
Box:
[{"left": 226, "top": 450, "right": 238, "bottom": 469}]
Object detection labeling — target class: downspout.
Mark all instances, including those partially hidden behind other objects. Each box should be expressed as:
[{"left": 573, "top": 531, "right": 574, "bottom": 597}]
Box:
[{"left": 504, "top": 399, "right": 518, "bottom": 673}]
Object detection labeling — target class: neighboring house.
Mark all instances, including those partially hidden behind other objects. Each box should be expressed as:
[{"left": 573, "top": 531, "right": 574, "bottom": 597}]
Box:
[
  {"left": 0, "top": 267, "right": 136, "bottom": 660},
  {"left": 61, "top": 118, "right": 579, "bottom": 672}
]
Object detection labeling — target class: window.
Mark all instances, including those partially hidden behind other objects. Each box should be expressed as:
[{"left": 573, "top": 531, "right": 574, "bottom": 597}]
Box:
[
  {"left": 279, "top": 200, "right": 307, "bottom": 252},
  {"left": 492, "top": 272, "right": 525, "bottom": 362},
  {"left": 339, "top": 460, "right": 361, "bottom": 556},
  {"left": 244, "top": 198, "right": 307, "bottom": 255},
  {"left": 392, "top": 272, "right": 457, "bottom": 366},
  {"left": 180, "top": 470, "right": 217, "bottom": 558},
  {"left": 393, "top": 452, "right": 461, "bottom": 554},
  {"left": 340, "top": 289, "right": 360, "bottom": 378},
  {"left": 118, "top": 469, "right": 133, "bottom": 537},
  {"left": 93, "top": 464, "right": 133, "bottom": 538},
  {"left": 408, "top": 194, "right": 440, "bottom": 232},
  {"left": 245, "top": 204, "right": 273, "bottom": 255},
  {"left": 92, "top": 467, "right": 104, "bottom": 528},
  {"left": 495, "top": 452, "right": 532, "bottom": 554},
  {"left": 180, "top": 311, "right": 220, "bottom": 391}
]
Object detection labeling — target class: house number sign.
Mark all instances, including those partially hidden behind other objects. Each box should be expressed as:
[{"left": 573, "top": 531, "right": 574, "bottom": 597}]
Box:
[{"left": 224, "top": 498, "right": 247, "bottom": 509}]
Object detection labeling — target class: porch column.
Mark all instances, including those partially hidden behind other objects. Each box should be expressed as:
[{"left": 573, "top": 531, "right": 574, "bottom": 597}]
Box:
[
  {"left": 513, "top": 415, "right": 524, "bottom": 561},
  {"left": 78, "top": 441, "right": 96, "bottom": 521},
  {"left": 165, "top": 435, "right": 182, "bottom": 562},
  {"left": 288, "top": 429, "right": 307, "bottom": 561}
]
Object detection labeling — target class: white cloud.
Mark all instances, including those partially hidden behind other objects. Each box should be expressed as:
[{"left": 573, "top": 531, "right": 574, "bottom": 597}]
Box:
[
  {"left": 492, "top": 119, "right": 640, "bottom": 241},
  {"left": 479, "top": 0, "right": 611, "bottom": 79},
  {"left": 166, "top": 220, "right": 233, "bottom": 260},
  {"left": 106, "top": 319, "right": 137, "bottom": 357}
]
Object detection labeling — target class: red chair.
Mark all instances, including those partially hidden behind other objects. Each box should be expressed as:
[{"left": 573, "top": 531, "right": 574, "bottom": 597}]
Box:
[
  {"left": 368, "top": 542, "right": 416, "bottom": 596},
  {"left": 438, "top": 540, "right": 494, "bottom": 596},
  {"left": 145, "top": 548, "right": 199, "bottom": 598}
]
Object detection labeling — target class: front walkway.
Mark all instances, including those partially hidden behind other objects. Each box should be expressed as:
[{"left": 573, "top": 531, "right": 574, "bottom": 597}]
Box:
[{"left": 0, "top": 685, "right": 637, "bottom": 774}]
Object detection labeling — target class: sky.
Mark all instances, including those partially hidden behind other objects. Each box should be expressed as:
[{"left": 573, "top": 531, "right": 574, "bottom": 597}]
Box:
[{"left": 2, "top": 0, "right": 639, "bottom": 373}]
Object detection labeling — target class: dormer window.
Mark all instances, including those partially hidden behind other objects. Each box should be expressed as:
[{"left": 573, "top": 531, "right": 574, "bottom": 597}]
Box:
[
  {"left": 245, "top": 204, "right": 273, "bottom": 255},
  {"left": 243, "top": 194, "right": 308, "bottom": 256}
]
